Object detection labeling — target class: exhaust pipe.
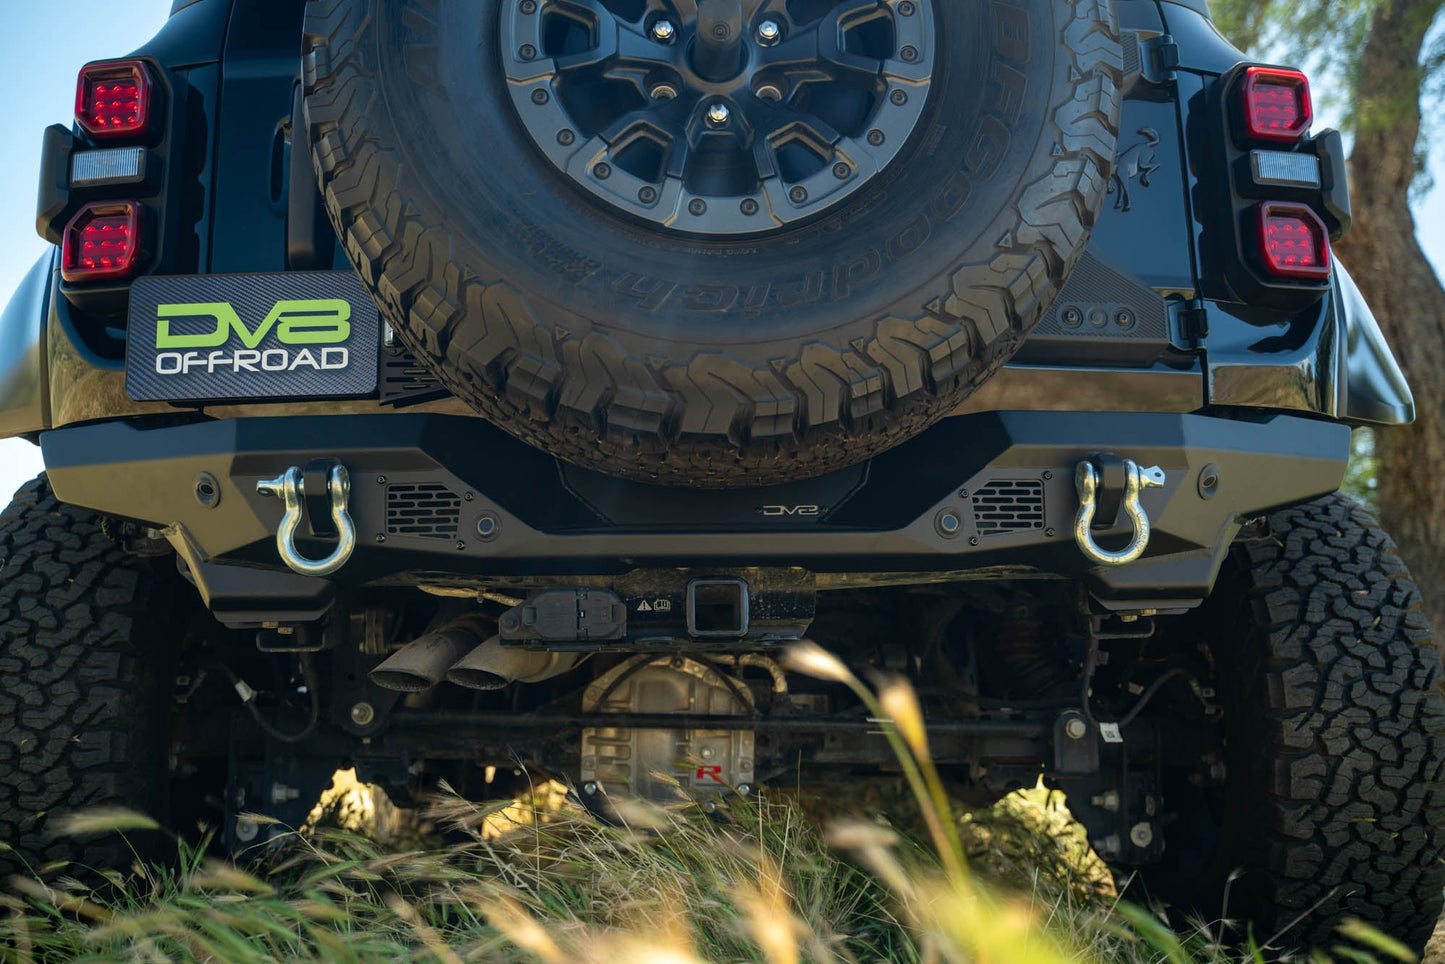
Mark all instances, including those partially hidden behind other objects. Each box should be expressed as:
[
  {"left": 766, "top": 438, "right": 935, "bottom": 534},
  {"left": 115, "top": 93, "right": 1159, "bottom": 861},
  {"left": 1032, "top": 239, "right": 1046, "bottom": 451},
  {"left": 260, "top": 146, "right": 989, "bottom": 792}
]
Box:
[
  {"left": 446, "top": 636, "right": 584, "bottom": 691},
  {"left": 369, "top": 618, "right": 488, "bottom": 693}
]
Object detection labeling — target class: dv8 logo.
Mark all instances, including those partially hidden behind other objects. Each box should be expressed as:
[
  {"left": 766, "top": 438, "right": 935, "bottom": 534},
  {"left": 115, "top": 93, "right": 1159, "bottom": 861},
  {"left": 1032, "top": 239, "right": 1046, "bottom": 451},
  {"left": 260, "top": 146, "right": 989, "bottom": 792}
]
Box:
[{"left": 152, "top": 299, "right": 353, "bottom": 376}]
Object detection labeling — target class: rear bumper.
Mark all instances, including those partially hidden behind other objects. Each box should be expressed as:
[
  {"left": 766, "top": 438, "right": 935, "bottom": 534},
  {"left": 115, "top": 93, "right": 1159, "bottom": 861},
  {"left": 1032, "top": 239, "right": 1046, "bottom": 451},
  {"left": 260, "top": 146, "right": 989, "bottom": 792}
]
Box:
[{"left": 42, "top": 409, "right": 1350, "bottom": 616}]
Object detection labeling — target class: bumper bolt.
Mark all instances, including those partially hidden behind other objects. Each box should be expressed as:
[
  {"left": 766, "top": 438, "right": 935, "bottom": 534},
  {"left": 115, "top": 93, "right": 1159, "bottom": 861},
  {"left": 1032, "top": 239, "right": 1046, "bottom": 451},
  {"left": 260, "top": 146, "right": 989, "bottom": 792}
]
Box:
[
  {"left": 935, "top": 509, "right": 962, "bottom": 538},
  {"left": 350, "top": 702, "right": 375, "bottom": 726},
  {"left": 375, "top": 475, "right": 387, "bottom": 485},
  {"left": 1064, "top": 717, "right": 1089, "bottom": 740},
  {"left": 375, "top": 533, "right": 386, "bottom": 543},
  {"left": 969, "top": 536, "right": 980, "bottom": 546}
]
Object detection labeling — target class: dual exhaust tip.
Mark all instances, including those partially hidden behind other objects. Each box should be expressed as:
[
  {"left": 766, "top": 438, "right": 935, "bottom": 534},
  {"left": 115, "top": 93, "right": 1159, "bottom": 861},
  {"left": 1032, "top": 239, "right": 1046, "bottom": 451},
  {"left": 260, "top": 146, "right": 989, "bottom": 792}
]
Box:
[{"left": 368, "top": 617, "right": 581, "bottom": 693}]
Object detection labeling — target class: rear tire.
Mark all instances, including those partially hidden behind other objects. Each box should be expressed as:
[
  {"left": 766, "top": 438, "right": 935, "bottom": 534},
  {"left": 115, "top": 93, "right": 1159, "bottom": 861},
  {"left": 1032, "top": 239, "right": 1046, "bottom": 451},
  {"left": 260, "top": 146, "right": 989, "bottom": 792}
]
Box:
[
  {"left": 1137, "top": 494, "right": 1445, "bottom": 952},
  {"left": 0, "top": 477, "right": 177, "bottom": 876}
]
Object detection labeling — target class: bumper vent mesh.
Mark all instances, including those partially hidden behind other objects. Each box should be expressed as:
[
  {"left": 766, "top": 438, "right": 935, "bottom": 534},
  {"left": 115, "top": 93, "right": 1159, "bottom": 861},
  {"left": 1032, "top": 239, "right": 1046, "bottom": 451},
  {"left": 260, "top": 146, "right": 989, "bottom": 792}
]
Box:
[
  {"left": 386, "top": 483, "right": 462, "bottom": 539},
  {"left": 971, "top": 481, "right": 1046, "bottom": 536}
]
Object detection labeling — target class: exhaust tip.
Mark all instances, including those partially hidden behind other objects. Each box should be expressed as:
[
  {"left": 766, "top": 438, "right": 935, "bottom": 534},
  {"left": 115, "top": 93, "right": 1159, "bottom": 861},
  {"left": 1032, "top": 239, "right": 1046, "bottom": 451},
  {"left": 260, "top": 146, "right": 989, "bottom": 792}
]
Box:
[
  {"left": 445, "top": 667, "right": 510, "bottom": 691},
  {"left": 367, "top": 669, "right": 439, "bottom": 693}
]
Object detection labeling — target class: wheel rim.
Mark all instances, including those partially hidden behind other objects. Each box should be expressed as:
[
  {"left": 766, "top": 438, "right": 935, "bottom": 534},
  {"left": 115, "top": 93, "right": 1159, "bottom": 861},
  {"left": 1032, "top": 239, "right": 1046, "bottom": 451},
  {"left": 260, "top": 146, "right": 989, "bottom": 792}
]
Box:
[{"left": 501, "top": 0, "right": 937, "bottom": 237}]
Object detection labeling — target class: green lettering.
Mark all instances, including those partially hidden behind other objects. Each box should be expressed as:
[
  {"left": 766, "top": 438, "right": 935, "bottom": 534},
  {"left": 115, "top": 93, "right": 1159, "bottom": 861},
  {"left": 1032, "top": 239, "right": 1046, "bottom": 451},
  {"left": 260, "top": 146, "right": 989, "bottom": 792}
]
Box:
[
  {"left": 155, "top": 298, "right": 352, "bottom": 349},
  {"left": 155, "top": 302, "right": 245, "bottom": 349},
  {"left": 273, "top": 299, "right": 351, "bottom": 345}
]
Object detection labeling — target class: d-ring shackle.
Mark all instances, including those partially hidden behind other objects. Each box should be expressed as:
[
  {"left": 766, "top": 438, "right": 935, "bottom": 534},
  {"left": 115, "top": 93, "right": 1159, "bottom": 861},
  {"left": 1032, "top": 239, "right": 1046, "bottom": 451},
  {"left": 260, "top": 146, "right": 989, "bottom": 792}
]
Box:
[
  {"left": 256, "top": 465, "right": 357, "bottom": 577},
  {"left": 1073, "top": 459, "right": 1166, "bottom": 567}
]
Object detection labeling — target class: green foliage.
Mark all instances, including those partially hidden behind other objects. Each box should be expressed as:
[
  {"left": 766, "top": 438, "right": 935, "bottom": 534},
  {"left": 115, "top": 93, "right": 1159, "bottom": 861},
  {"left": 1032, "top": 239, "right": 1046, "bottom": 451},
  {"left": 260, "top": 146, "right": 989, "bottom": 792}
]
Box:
[{"left": 1342, "top": 428, "right": 1381, "bottom": 513}]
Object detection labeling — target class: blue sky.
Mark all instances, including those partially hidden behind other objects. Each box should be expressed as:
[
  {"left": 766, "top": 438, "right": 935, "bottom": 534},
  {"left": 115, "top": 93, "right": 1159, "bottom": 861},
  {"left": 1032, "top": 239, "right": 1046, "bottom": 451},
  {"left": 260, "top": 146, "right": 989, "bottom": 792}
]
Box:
[{"left": 3, "top": 2, "right": 1445, "bottom": 501}]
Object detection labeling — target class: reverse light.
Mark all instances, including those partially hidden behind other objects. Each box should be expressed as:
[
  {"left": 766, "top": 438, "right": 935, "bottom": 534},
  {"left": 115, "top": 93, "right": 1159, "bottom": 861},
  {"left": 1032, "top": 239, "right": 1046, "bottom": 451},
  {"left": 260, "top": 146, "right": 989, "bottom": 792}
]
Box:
[
  {"left": 61, "top": 201, "right": 143, "bottom": 282},
  {"left": 75, "top": 60, "right": 155, "bottom": 140},
  {"left": 1257, "top": 202, "right": 1330, "bottom": 281},
  {"left": 1241, "top": 67, "right": 1313, "bottom": 142}
]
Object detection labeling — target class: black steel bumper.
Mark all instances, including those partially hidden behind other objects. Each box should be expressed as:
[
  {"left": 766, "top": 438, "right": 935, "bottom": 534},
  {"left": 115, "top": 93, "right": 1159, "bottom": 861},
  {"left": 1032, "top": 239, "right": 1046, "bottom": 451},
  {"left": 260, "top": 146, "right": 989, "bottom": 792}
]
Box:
[{"left": 41, "top": 409, "right": 1350, "bottom": 617}]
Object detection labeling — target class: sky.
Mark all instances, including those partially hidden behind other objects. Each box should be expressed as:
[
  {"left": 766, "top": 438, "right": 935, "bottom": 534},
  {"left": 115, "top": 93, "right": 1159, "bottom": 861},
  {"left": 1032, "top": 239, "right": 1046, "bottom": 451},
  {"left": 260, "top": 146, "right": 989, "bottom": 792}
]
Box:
[{"left": 3, "top": 2, "right": 1445, "bottom": 504}]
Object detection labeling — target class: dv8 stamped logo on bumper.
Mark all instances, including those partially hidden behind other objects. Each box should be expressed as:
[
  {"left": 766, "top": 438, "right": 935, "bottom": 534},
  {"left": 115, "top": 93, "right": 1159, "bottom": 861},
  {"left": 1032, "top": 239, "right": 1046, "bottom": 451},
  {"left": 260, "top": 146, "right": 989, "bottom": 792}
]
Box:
[{"left": 125, "top": 272, "right": 380, "bottom": 401}]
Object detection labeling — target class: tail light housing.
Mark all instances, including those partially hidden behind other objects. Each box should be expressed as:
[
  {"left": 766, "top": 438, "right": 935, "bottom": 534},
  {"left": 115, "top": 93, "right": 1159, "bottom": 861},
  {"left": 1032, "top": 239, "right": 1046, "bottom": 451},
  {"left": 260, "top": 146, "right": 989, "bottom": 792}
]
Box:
[
  {"left": 1255, "top": 202, "right": 1331, "bottom": 281},
  {"left": 1240, "top": 67, "right": 1313, "bottom": 142},
  {"left": 75, "top": 60, "right": 156, "bottom": 140},
  {"left": 61, "top": 201, "right": 144, "bottom": 282}
]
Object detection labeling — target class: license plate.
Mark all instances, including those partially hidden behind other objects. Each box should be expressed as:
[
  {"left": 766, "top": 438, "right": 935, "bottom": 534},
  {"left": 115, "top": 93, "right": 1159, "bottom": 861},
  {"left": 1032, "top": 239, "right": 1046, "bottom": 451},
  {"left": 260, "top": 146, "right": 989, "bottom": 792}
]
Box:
[{"left": 125, "top": 271, "right": 381, "bottom": 402}]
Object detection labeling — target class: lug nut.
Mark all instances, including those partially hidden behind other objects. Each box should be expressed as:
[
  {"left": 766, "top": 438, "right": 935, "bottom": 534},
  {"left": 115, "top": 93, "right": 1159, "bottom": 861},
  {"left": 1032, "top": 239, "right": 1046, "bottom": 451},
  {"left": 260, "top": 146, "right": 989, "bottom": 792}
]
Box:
[
  {"left": 651, "top": 82, "right": 678, "bottom": 101},
  {"left": 756, "top": 19, "right": 782, "bottom": 45},
  {"left": 755, "top": 83, "right": 783, "bottom": 103},
  {"left": 651, "top": 19, "right": 677, "bottom": 43},
  {"left": 706, "top": 103, "right": 732, "bottom": 128}
]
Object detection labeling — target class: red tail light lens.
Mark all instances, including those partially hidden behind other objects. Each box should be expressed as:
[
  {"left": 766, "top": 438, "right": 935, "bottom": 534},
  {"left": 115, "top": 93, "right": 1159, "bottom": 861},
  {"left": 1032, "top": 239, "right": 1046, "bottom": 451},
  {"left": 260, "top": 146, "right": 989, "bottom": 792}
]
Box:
[
  {"left": 1257, "top": 202, "right": 1330, "bottom": 280},
  {"left": 62, "top": 202, "right": 143, "bottom": 282},
  {"left": 75, "top": 60, "right": 155, "bottom": 140},
  {"left": 1240, "top": 67, "right": 1313, "bottom": 142}
]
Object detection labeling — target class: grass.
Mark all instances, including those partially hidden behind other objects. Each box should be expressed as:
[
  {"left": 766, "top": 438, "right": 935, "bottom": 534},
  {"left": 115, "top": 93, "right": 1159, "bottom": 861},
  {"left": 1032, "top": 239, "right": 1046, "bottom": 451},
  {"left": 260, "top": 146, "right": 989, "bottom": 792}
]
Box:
[{"left": 0, "top": 645, "right": 1424, "bottom": 963}]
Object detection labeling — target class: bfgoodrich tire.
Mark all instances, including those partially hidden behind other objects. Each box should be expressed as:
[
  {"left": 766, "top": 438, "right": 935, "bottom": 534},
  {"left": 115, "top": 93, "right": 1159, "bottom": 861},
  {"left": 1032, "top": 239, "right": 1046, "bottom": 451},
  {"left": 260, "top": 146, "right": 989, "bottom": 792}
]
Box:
[
  {"left": 1138, "top": 495, "right": 1445, "bottom": 953},
  {"left": 303, "top": 0, "right": 1123, "bottom": 486},
  {"left": 0, "top": 477, "right": 177, "bottom": 876}
]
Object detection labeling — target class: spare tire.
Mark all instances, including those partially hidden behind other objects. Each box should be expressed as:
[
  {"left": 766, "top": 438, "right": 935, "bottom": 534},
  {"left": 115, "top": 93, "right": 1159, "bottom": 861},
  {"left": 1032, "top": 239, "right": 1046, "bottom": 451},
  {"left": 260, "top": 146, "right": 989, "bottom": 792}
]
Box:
[{"left": 303, "top": 0, "right": 1122, "bottom": 487}]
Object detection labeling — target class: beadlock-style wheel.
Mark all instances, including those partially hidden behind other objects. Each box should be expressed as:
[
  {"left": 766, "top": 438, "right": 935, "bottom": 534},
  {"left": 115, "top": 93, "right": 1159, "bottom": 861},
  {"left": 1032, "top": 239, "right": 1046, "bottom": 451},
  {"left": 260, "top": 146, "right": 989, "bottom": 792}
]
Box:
[{"left": 501, "top": 0, "right": 936, "bottom": 235}]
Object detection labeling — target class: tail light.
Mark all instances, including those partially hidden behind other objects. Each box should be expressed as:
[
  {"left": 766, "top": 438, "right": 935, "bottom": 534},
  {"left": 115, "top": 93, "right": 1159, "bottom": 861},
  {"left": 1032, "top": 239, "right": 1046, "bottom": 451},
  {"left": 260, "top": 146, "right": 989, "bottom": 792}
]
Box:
[
  {"left": 1256, "top": 202, "right": 1330, "bottom": 280},
  {"left": 75, "top": 60, "right": 155, "bottom": 140},
  {"left": 1240, "top": 67, "right": 1313, "bottom": 142},
  {"left": 61, "top": 201, "right": 144, "bottom": 282}
]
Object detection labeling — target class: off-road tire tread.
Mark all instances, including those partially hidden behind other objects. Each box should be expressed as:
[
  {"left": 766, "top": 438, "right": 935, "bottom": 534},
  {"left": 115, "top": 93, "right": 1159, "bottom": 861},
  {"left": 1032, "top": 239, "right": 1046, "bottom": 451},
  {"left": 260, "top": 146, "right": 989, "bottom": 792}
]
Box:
[
  {"left": 301, "top": 0, "right": 1122, "bottom": 486},
  {"left": 1222, "top": 494, "right": 1445, "bottom": 949},
  {"left": 0, "top": 476, "right": 171, "bottom": 876}
]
